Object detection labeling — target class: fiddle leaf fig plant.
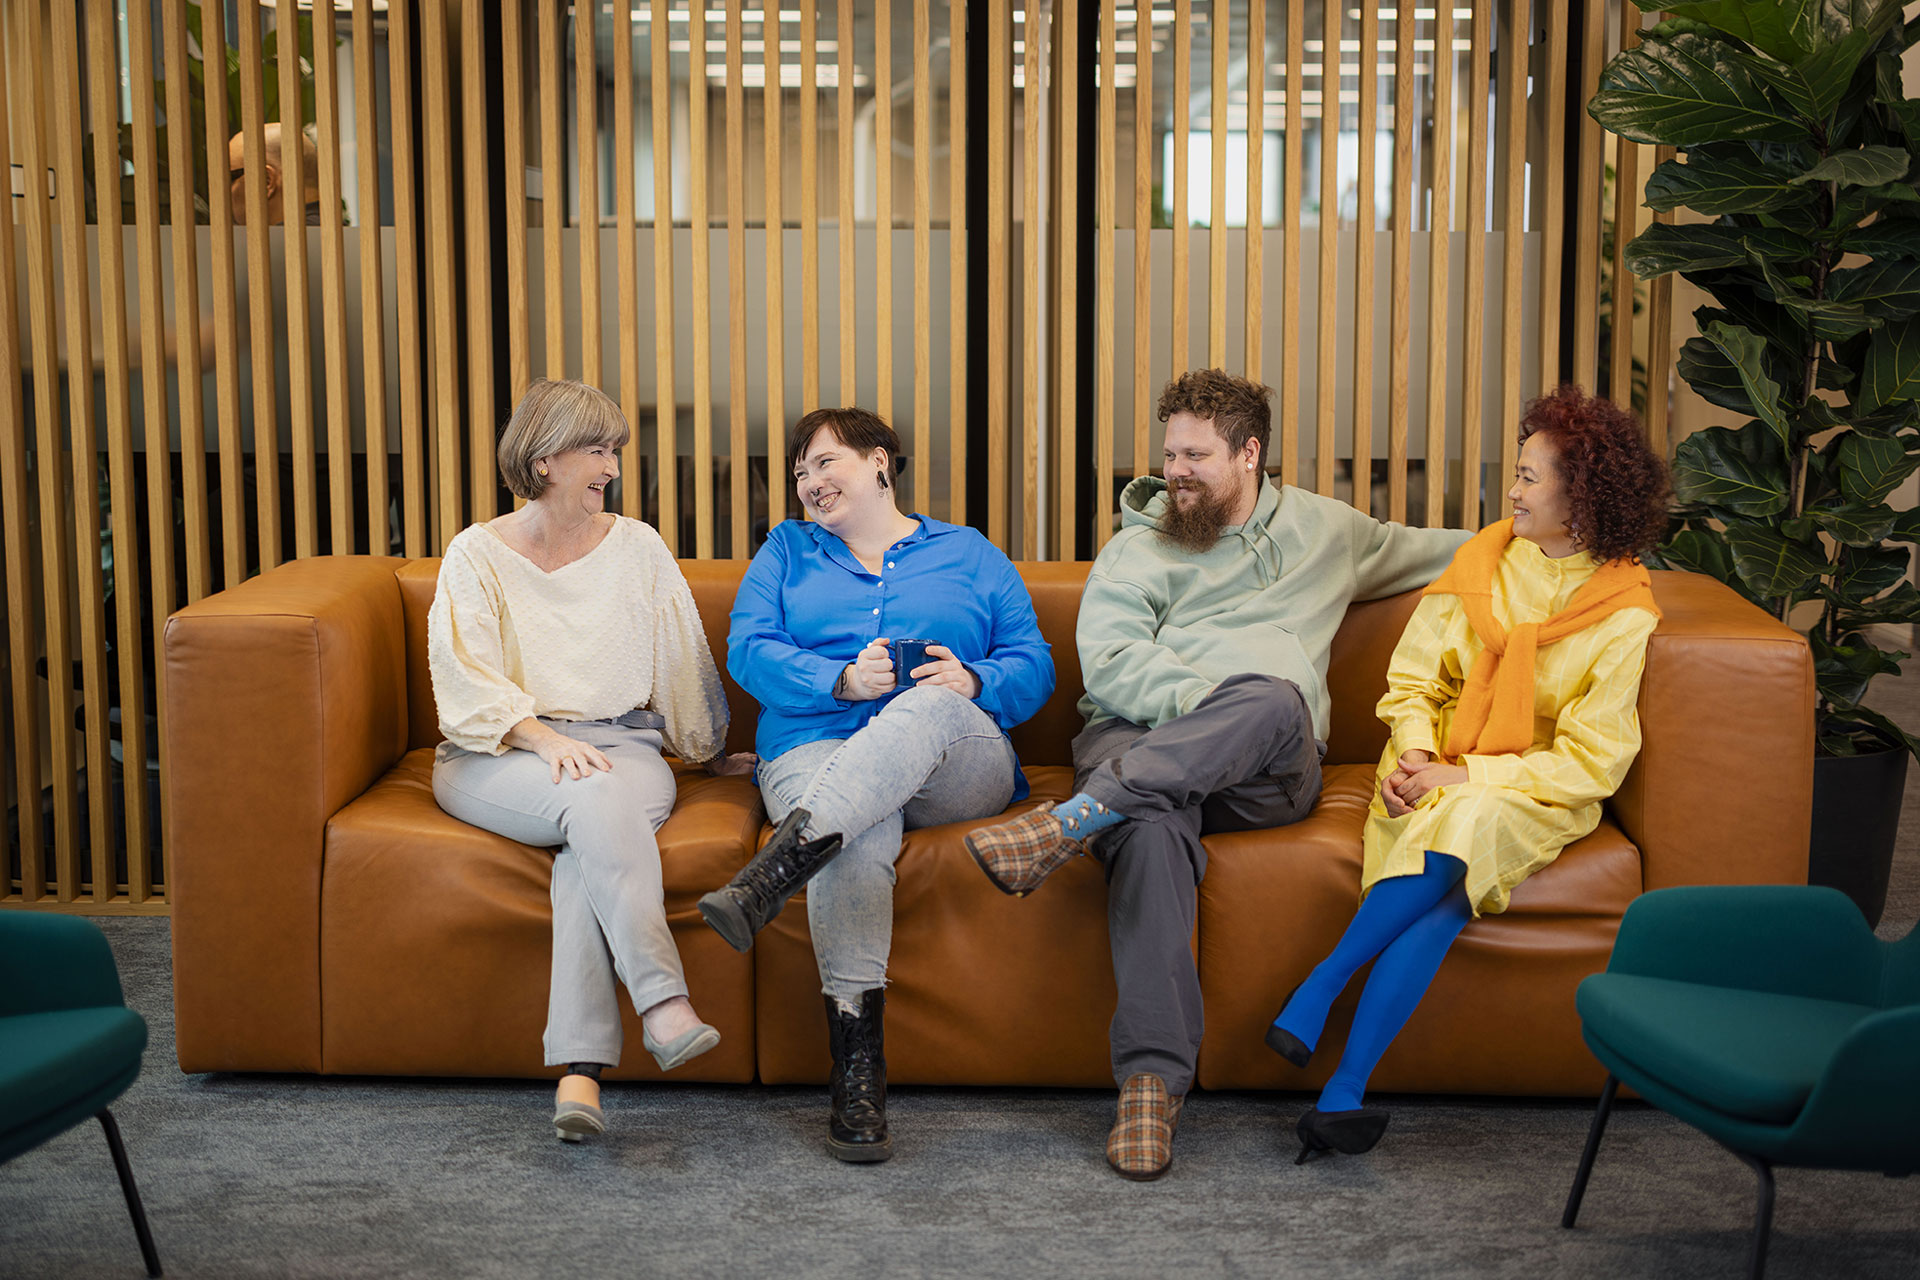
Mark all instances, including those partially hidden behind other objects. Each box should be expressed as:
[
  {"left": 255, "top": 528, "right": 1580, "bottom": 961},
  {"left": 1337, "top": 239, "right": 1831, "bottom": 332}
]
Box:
[{"left": 1589, "top": 0, "right": 1920, "bottom": 759}]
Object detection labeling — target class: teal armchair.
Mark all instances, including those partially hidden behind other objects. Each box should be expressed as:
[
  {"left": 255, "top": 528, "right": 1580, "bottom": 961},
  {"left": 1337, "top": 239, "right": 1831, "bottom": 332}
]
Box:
[
  {"left": 1564, "top": 886, "right": 1919, "bottom": 1279},
  {"left": 0, "top": 913, "right": 162, "bottom": 1276}
]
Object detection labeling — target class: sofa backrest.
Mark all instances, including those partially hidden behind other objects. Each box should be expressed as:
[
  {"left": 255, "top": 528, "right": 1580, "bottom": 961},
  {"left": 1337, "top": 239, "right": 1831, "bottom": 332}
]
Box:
[{"left": 395, "top": 555, "right": 1420, "bottom": 768}]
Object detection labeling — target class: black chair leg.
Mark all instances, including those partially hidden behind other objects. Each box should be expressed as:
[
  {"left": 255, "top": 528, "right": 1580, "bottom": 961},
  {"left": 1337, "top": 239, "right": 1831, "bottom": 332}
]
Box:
[
  {"left": 1562, "top": 1074, "right": 1619, "bottom": 1229},
  {"left": 1733, "top": 1151, "right": 1774, "bottom": 1280},
  {"left": 97, "top": 1109, "right": 162, "bottom": 1278}
]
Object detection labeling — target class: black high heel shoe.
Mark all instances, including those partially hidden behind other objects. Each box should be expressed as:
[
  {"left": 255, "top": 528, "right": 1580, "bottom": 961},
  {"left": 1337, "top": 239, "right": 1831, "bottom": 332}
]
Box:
[
  {"left": 1264, "top": 983, "right": 1314, "bottom": 1069},
  {"left": 1294, "top": 1106, "right": 1390, "bottom": 1164}
]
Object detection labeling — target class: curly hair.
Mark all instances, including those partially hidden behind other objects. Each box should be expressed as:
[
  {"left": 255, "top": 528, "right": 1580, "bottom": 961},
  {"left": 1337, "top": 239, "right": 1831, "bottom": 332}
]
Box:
[
  {"left": 1517, "top": 386, "right": 1671, "bottom": 564},
  {"left": 1156, "top": 369, "right": 1274, "bottom": 470}
]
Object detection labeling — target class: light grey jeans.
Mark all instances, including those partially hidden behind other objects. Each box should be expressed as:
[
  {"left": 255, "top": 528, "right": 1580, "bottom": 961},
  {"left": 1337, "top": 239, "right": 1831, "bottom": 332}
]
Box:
[
  {"left": 432, "top": 713, "right": 682, "bottom": 1068},
  {"left": 758, "top": 684, "right": 1019, "bottom": 1006}
]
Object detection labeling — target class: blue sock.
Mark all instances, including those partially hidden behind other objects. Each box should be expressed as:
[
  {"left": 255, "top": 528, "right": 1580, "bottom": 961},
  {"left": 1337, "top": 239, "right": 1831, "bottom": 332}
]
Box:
[
  {"left": 1273, "top": 851, "right": 1467, "bottom": 1054},
  {"left": 1053, "top": 791, "right": 1126, "bottom": 839},
  {"left": 1317, "top": 879, "right": 1472, "bottom": 1112}
]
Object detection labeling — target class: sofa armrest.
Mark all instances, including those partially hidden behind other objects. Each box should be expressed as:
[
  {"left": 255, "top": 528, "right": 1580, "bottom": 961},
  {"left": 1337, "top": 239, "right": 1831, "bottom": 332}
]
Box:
[
  {"left": 163, "top": 555, "right": 410, "bottom": 1072},
  {"left": 1612, "top": 571, "right": 1814, "bottom": 892}
]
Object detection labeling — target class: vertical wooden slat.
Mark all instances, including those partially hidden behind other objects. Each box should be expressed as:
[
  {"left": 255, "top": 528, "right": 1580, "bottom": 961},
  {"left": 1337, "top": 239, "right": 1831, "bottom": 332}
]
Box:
[
  {"left": 1386, "top": 0, "right": 1415, "bottom": 524},
  {"left": 1573, "top": 0, "right": 1606, "bottom": 390},
  {"left": 875, "top": 0, "right": 895, "bottom": 427},
  {"left": 391, "top": 0, "right": 426, "bottom": 557},
  {"left": 1095, "top": 0, "right": 1116, "bottom": 549},
  {"left": 1609, "top": 8, "right": 1643, "bottom": 409},
  {"left": 1279, "top": 0, "right": 1301, "bottom": 486},
  {"left": 1313, "top": 0, "right": 1338, "bottom": 496},
  {"left": 1056, "top": 0, "right": 1081, "bottom": 558},
  {"left": 837, "top": 0, "right": 857, "bottom": 404},
  {"left": 1423, "top": 3, "right": 1454, "bottom": 525},
  {"left": 202, "top": 0, "right": 247, "bottom": 586},
  {"left": 424, "top": 0, "right": 461, "bottom": 550},
  {"left": 1245, "top": 0, "right": 1265, "bottom": 383},
  {"left": 505, "top": 0, "right": 530, "bottom": 411},
  {"left": 766, "top": 6, "right": 788, "bottom": 527},
  {"left": 1171, "top": 0, "right": 1191, "bottom": 378},
  {"left": 93, "top": 8, "right": 152, "bottom": 888},
  {"left": 165, "top": 0, "right": 211, "bottom": 600},
  {"left": 949, "top": 0, "right": 968, "bottom": 524},
  {"left": 576, "top": 0, "right": 601, "bottom": 390},
  {"left": 650, "top": 0, "right": 679, "bottom": 547},
  {"left": 0, "top": 11, "right": 43, "bottom": 886},
  {"left": 1459, "top": 1, "right": 1492, "bottom": 528},
  {"left": 1021, "top": 7, "right": 1040, "bottom": 559},
  {"left": 1498, "top": 0, "right": 1532, "bottom": 517},
  {"left": 988, "top": 0, "right": 1009, "bottom": 547},
  {"left": 1645, "top": 145, "right": 1677, "bottom": 457},
  {"left": 278, "top": 0, "right": 318, "bottom": 560},
  {"left": 1208, "top": 0, "right": 1227, "bottom": 368},
  {"left": 237, "top": 1, "right": 282, "bottom": 568},
  {"left": 614, "top": 0, "right": 640, "bottom": 514},
  {"left": 689, "top": 2, "right": 714, "bottom": 557},
  {"left": 1132, "top": 4, "right": 1152, "bottom": 482},
  {"left": 315, "top": 0, "right": 354, "bottom": 553},
  {"left": 912, "top": 0, "right": 930, "bottom": 515},
  {"left": 541, "top": 1, "right": 566, "bottom": 378},
  {"left": 727, "top": 0, "right": 748, "bottom": 554},
  {"left": 52, "top": 1, "right": 107, "bottom": 896},
  {"left": 801, "top": 0, "right": 820, "bottom": 413},
  {"left": 356, "top": 0, "right": 390, "bottom": 550},
  {"left": 467, "top": 0, "right": 496, "bottom": 519},
  {"left": 1538, "top": 0, "right": 1569, "bottom": 394},
  {"left": 1351, "top": 0, "right": 1379, "bottom": 514}
]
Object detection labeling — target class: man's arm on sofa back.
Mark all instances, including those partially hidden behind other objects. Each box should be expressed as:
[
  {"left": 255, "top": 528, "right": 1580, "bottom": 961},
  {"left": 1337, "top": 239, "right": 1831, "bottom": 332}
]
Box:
[
  {"left": 164, "top": 556, "right": 410, "bottom": 1072},
  {"left": 1613, "top": 571, "right": 1815, "bottom": 890}
]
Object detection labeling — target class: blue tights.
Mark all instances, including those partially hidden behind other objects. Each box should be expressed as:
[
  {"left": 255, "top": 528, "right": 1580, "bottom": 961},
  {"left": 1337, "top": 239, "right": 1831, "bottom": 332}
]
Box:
[{"left": 1273, "top": 851, "right": 1472, "bottom": 1113}]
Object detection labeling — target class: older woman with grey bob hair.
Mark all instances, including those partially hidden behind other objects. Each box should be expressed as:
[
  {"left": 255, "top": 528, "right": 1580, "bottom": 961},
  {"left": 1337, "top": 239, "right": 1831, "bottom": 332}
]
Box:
[{"left": 428, "top": 378, "right": 753, "bottom": 1143}]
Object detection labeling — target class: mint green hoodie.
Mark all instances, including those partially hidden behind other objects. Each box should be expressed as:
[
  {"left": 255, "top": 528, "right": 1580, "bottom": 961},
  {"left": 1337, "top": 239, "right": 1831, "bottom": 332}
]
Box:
[{"left": 1077, "top": 476, "right": 1472, "bottom": 739}]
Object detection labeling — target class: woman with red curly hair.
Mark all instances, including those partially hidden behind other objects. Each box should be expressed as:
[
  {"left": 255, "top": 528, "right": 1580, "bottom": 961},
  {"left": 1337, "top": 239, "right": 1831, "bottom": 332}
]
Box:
[{"left": 1264, "top": 386, "right": 1670, "bottom": 1162}]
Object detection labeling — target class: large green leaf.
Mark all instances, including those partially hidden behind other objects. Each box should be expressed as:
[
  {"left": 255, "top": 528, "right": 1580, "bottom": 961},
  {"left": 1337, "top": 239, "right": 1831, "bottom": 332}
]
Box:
[
  {"left": 1725, "top": 523, "right": 1830, "bottom": 597},
  {"left": 1625, "top": 223, "right": 1812, "bottom": 278},
  {"left": 1834, "top": 181, "right": 1920, "bottom": 232},
  {"left": 1833, "top": 542, "right": 1913, "bottom": 595},
  {"left": 1810, "top": 627, "right": 1905, "bottom": 705},
  {"left": 1793, "top": 144, "right": 1912, "bottom": 186},
  {"left": 1649, "top": 1, "right": 1817, "bottom": 63},
  {"left": 1831, "top": 580, "right": 1920, "bottom": 626},
  {"left": 1837, "top": 430, "right": 1920, "bottom": 502},
  {"left": 1827, "top": 260, "right": 1920, "bottom": 317},
  {"left": 1843, "top": 213, "right": 1920, "bottom": 259},
  {"left": 1590, "top": 33, "right": 1809, "bottom": 146},
  {"left": 1670, "top": 424, "right": 1791, "bottom": 516},
  {"left": 1642, "top": 146, "right": 1817, "bottom": 215},
  {"left": 1859, "top": 316, "right": 1920, "bottom": 412},
  {"left": 1703, "top": 321, "right": 1794, "bottom": 445},
  {"left": 1820, "top": 703, "right": 1920, "bottom": 760},
  {"left": 1806, "top": 500, "right": 1898, "bottom": 545},
  {"left": 1656, "top": 528, "right": 1759, "bottom": 604},
  {"left": 1736, "top": 36, "right": 1874, "bottom": 124}
]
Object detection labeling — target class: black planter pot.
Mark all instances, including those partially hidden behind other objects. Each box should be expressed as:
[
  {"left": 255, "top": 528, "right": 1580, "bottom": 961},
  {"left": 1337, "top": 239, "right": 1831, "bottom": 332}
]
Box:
[{"left": 1808, "top": 746, "right": 1908, "bottom": 930}]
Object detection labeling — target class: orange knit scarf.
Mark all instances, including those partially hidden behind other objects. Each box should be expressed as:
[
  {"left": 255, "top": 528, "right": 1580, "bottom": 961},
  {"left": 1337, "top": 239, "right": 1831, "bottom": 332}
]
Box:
[{"left": 1423, "top": 518, "right": 1659, "bottom": 760}]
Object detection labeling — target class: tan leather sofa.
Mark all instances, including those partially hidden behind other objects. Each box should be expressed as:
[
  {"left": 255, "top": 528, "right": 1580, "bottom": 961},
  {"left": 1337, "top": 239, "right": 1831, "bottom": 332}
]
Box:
[{"left": 165, "top": 556, "right": 1813, "bottom": 1095}]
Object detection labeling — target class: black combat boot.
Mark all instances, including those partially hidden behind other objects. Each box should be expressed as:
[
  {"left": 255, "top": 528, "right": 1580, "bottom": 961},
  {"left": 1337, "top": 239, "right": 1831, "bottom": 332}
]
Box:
[
  {"left": 825, "top": 988, "right": 891, "bottom": 1163},
  {"left": 697, "top": 808, "right": 845, "bottom": 952}
]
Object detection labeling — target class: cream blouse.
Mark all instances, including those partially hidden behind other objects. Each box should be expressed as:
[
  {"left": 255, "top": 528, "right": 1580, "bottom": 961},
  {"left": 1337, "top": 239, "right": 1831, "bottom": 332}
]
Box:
[{"left": 426, "top": 516, "right": 727, "bottom": 762}]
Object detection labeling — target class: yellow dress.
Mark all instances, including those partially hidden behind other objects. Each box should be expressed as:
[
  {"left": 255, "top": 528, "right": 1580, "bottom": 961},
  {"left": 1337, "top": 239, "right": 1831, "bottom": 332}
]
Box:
[{"left": 1360, "top": 537, "right": 1659, "bottom": 916}]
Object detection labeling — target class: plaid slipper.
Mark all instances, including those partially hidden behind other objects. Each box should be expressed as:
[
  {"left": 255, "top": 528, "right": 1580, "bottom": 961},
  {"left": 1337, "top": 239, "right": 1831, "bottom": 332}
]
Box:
[
  {"left": 963, "top": 804, "right": 1088, "bottom": 897},
  {"left": 1105, "top": 1072, "right": 1184, "bottom": 1181}
]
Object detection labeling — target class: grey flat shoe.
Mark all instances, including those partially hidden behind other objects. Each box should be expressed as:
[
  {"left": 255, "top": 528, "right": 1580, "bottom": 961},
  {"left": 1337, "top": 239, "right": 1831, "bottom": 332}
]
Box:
[
  {"left": 643, "top": 1021, "right": 721, "bottom": 1073},
  {"left": 552, "top": 1098, "right": 606, "bottom": 1143}
]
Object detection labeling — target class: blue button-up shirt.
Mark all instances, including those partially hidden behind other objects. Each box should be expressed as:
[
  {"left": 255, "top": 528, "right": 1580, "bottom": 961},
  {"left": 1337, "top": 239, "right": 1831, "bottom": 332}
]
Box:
[{"left": 728, "top": 514, "right": 1054, "bottom": 799}]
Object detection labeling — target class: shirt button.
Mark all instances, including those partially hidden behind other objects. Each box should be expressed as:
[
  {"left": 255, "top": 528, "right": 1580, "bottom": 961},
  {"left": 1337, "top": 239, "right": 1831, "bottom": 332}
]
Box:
[
  {"left": 872, "top": 608, "right": 880, "bottom": 616},
  {"left": 886, "top": 561, "right": 895, "bottom": 569}
]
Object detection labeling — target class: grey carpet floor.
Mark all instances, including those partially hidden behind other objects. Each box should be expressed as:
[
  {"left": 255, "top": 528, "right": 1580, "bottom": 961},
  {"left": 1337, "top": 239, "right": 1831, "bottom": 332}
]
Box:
[{"left": 8, "top": 676, "right": 1920, "bottom": 1278}]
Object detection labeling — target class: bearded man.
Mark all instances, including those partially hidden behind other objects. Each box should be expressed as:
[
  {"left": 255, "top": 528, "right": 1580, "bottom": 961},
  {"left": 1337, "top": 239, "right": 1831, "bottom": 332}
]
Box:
[{"left": 965, "top": 368, "right": 1470, "bottom": 1180}]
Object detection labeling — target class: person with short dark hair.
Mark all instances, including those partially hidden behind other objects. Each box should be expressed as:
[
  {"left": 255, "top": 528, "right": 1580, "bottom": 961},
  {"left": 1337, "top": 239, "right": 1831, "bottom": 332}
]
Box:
[
  {"left": 711, "top": 406, "right": 1054, "bottom": 1163},
  {"left": 964, "top": 367, "right": 1469, "bottom": 1180},
  {"left": 1265, "top": 385, "right": 1671, "bottom": 1163}
]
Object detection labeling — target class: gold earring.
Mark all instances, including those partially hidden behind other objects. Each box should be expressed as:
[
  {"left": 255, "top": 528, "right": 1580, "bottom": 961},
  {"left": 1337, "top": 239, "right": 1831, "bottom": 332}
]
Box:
[{"left": 537, "top": 466, "right": 548, "bottom": 477}]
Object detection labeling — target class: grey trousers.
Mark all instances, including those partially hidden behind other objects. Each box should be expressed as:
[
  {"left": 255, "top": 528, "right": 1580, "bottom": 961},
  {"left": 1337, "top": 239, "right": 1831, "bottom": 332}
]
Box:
[
  {"left": 1074, "top": 673, "right": 1323, "bottom": 1094},
  {"left": 432, "top": 715, "right": 682, "bottom": 1068}
]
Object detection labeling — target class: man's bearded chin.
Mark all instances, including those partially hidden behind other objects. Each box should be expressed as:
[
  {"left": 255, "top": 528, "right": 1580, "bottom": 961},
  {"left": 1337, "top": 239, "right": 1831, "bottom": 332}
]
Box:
[{"left": 1158, "top": 478, "right": 1236, "bottom": 552}]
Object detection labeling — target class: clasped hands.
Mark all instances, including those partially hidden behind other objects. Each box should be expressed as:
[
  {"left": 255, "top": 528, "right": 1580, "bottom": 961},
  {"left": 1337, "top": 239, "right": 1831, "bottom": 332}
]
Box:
[
  {"left": 839, "top": 637, "right": 980, "bottom": 701},
  {"left": 1380, "top": 749, "right": 1470, "bottom": 818},
  {"left": 521, "top": 720, "right": 755, "bottom": 785}
]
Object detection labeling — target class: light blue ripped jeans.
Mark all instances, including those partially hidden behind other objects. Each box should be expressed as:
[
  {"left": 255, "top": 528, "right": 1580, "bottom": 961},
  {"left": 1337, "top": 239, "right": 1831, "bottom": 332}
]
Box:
[{"left": 757, "top": 683, "right": 1019, "bottom": 1006}]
